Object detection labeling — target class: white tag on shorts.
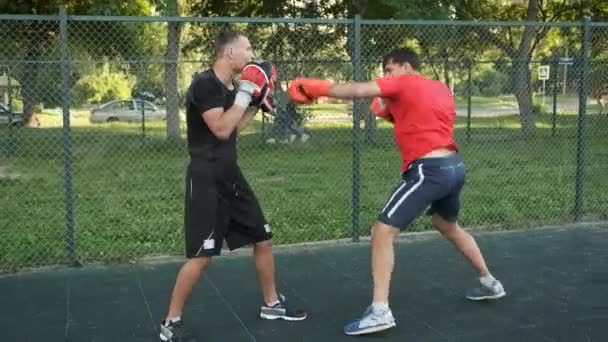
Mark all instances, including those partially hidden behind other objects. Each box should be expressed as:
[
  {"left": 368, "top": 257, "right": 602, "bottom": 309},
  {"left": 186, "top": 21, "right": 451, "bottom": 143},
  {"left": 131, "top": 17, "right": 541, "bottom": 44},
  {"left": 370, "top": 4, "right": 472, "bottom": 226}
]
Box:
[
  {"left": 203, "top": 239, "right": 215, "bottom": 250},
  {"left": 264, "top": 224, "right": 271, "bottom": 233}
]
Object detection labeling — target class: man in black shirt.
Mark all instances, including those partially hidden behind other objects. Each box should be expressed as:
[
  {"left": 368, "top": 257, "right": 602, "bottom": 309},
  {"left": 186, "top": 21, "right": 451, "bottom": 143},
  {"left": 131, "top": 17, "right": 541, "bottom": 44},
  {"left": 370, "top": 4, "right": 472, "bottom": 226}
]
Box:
[{"left": 159, "top": 31, "right": 307, "bottom": 342}]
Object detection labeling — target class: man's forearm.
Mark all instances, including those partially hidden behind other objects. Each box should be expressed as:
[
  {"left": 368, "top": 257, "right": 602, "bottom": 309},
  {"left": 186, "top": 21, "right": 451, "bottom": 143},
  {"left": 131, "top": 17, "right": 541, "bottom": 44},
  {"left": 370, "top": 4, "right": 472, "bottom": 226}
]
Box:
[
  {"left": 237, "top": 107, "right": 258, "bottom": 133},
  {"left": 328, "top": 81, "right": 382, "bottom": 99}
]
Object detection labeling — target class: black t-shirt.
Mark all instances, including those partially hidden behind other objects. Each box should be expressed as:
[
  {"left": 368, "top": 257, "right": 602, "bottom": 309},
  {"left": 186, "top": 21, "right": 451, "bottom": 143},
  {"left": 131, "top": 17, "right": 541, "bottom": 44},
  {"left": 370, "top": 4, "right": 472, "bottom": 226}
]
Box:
[{"left": 185, "top": 69, "right": 237, "bottom": 161}]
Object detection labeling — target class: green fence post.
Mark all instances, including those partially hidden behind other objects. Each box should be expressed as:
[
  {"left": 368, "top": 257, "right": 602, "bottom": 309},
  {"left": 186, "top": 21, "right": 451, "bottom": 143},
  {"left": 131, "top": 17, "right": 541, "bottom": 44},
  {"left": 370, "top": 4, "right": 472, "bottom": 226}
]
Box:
[
  {"left": 140, "top": 99, "right": 146, "bottom": 141},
  {"left": 466, "top": 60, "right": 472, "bottom": 142},
  {"left": 59, "top": 6, "right": 79, "bottom": 267},
  {"left": 574, "top": 16, "right": 591, "bottom": 221},
  {"left": 551, "top": 59, "right": 558, "bottom": 137},
  {"left": 351, "top": 14, "right": 362, "bottom": 242},
  {"left": 6, "top": 66, "right": 16, "bottom": 156}
]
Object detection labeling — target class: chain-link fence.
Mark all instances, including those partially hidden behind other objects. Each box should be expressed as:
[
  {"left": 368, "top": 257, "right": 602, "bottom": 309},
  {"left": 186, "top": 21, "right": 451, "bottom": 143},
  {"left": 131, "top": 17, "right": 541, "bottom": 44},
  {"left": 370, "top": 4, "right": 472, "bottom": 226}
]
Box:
[{"left": 1, "top": 10, "right": 607, "bottom": 272}]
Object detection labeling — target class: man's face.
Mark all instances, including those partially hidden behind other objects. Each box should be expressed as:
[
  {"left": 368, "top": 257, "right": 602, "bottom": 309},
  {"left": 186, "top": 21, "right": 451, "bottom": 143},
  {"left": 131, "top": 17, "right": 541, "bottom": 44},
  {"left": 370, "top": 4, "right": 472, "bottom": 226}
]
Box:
[
  {"left": 226, "top": 36, "right": 254, "bottom": 72},
  {"left": 383, "top": 60, "right": 413, "bottom": 77}
]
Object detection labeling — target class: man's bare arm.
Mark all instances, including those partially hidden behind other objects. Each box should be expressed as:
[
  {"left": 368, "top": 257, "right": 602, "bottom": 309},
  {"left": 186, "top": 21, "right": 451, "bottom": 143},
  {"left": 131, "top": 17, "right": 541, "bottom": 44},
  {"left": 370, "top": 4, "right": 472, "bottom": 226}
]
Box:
[
  {"left": 202, "top": 104, "right": 247, "bottom": 140},
  {"left": 328, "top": 81, "right": 383, "bottom": 99},
  {"left": 237, "top": 106, "right": 258, "bottom": 133}
]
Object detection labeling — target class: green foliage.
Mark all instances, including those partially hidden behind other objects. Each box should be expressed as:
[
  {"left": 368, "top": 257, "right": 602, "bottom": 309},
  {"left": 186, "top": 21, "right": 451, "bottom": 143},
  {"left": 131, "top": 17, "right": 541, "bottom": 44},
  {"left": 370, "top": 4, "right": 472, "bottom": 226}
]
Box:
[
  {"left": 71, "top": 64, "right": 136, "bottom": 106},
  {"left": 475, "top": 69, "right": 510, "bottom": 97},
  {"left": 2, "top": 114, "right": 608, "bottom": 267}
]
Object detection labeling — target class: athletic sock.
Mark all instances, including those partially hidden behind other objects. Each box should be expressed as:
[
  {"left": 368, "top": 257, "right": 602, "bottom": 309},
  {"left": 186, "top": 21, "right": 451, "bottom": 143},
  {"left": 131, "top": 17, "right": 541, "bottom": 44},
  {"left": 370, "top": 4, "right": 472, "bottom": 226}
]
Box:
[
  {"left": 371, "top": 302, "right": 390, "bottom": 314},
  {"left": 480, "top": 274, "right": 496, "bottom": 287},
  {"left": 164, "top": 316, "right": 181, "bottom": 325}
]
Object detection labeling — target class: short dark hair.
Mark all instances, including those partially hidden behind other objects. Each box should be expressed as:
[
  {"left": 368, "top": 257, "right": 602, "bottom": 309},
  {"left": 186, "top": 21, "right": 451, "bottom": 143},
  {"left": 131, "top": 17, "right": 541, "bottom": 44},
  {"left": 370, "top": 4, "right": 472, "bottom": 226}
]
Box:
[
  {"left": 214, "top": 30, "right": 243, "bottom": 57},
  {"left": 382, "top": 48, "right": 420, "bottom": 70}
]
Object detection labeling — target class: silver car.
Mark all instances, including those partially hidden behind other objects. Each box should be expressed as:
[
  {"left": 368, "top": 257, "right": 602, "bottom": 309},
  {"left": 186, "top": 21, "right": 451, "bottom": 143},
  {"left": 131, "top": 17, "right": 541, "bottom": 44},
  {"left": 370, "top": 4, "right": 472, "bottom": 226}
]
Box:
[
  {"left": 90, "top": 99, "right": 167, "bottom": 123},
  {"left": 0, "top": 103, "right": 24, "bottom": 127}
]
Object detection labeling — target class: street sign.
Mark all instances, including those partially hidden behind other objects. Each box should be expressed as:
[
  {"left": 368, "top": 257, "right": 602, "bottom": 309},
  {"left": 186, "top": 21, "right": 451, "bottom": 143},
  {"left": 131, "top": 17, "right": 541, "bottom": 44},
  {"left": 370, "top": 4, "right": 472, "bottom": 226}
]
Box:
[
  {"left": 558, "top": 57, "right": 574, "bottom": 65},
  {"left": 538, "top": 65, "right": 550, "bottom": 80}
]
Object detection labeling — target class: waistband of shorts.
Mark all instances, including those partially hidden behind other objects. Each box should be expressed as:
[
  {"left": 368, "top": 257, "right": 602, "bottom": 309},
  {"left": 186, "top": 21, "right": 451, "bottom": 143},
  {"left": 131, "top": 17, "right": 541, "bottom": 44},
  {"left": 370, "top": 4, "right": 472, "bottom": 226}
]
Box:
[
  {"left": 189, "top": 146, "right": 234, "bottom": 161},
  {"left": 408, "top": 153, "right": 463, "bottom": 169}
]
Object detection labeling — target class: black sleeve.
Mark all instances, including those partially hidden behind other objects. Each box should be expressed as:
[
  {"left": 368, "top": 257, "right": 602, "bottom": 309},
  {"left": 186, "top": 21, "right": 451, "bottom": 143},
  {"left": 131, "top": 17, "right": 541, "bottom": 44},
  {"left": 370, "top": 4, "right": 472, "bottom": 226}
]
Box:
[{"left": 187, "top": 76, "right": 225, "bottom": 114}]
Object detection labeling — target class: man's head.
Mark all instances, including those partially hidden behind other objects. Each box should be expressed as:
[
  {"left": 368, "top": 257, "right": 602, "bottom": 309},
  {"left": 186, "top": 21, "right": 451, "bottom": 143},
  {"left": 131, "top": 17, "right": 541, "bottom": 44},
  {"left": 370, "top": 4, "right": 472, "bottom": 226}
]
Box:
[
  {"left": 382, "top": 48, "right": 420, "bottom": 77},
  {"left": 214, "top": 30, "right": 254, "bottom": 72}
]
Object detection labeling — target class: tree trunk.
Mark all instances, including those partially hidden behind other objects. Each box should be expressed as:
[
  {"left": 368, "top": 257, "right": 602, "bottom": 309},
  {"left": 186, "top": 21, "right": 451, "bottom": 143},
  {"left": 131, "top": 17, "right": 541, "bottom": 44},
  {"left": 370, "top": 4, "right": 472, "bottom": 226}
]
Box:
[
  {"left": 165, "top": 0, "right": 182, "bottom": 141},
  {"left": 19, "top": 49, "right": 42, "bottom": 127},
  {"left": 512, "top": 0, "right": 540, "bottom": 133},
  {"left": 512, "top": 60, "right": 535, "bottom": 132}
]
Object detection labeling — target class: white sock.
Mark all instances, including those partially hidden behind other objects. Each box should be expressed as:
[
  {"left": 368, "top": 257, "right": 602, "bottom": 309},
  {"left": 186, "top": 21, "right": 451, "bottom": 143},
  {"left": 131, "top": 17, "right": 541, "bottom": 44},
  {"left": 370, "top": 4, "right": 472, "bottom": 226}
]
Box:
[
  {"left": 371, "top": 302, "right": 390, "bottom": 314},
  {"left": 266, "top": 299, "right": 280, "bottom": 307},
  {"left": 165, "top": 316, "right": 181, "bottom": 325},
  {"left": 480, "top": 274, "right": 496, "bottom": 287}
]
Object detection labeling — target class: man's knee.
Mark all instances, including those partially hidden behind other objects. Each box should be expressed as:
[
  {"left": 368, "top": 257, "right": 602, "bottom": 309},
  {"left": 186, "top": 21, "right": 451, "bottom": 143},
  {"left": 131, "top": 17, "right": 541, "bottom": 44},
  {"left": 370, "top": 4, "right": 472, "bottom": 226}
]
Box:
[
  {"left": 372, "top": 221, "right": 400, "bottom": 241},
  {"left": 432, "top": 214, "right": 459, "bottom": 238},
  {"left": 254, "top": 240, "right": 273, "bottom": 252},
  {"left": 186, "top": 256, "right": 212, "bottom": 270}
]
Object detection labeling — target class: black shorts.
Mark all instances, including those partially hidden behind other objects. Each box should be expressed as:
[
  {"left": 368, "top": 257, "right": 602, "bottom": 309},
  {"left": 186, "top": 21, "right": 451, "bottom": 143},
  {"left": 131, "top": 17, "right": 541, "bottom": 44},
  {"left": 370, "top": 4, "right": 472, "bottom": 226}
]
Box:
[
  {"left": 184, "top": 158, "right": 272, "bottom": 258},
  {"left": 378, "top": 153, "right": 466, "bottom": 229}
]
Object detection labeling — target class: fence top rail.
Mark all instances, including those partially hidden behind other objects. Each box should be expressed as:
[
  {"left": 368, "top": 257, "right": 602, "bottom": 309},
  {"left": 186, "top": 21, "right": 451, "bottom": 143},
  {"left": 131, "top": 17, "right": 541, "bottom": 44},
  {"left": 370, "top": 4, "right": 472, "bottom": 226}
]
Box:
[
  {"left": 0, "top": 14, "right": 58, "bottom": 21},
  {"left": 65, "top": 15, "right": 353, "bottom": 24},
  {"left": 1, "top": 14, "right": 607, "bottom": 27}
]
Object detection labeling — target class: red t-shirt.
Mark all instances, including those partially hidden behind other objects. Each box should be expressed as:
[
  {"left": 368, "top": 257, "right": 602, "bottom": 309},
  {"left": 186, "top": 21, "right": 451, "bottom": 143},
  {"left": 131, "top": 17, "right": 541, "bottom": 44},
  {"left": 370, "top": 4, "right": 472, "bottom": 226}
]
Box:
[{"left": 376, "top": 74, "right": 458, "bottom": 172}]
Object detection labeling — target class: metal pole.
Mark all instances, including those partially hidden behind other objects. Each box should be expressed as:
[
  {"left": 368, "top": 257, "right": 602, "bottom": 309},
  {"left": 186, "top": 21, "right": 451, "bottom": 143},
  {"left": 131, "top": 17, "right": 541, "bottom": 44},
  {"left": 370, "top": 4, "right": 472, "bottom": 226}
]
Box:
[
  {"left": 7, "top": 67, "right": 15, "bottom": 156},
  {"left": 351, "top": 14, "right": 362, "bottom": 242},
  {"left": 552, "top": 59, "right": 558, "bottom": 137},
  {"left": 140, "top": 99, "right": 146, "bottom": 140},
  {"left": 59, "top": 5, "right": 79, "bottom": 266},
  {"left": 573, "top": 16, "right": 590, "bottom": 221},
  {"left": 466, "top": 61, "right": 472, "bottom": 141}
]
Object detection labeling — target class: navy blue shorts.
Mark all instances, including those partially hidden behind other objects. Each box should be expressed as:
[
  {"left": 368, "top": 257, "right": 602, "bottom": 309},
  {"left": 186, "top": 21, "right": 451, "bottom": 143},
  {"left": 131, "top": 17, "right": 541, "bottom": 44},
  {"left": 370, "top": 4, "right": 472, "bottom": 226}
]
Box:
[{"left": 378, "top": 153, "right": 466, "bottom": 230}]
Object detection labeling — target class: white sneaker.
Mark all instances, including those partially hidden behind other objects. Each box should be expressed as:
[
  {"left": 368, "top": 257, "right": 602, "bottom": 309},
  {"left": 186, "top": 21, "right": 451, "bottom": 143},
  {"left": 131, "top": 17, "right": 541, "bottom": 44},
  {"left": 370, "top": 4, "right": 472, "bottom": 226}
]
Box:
[{"left": 343, "top": 305, "right": 396, "bottom": 335}]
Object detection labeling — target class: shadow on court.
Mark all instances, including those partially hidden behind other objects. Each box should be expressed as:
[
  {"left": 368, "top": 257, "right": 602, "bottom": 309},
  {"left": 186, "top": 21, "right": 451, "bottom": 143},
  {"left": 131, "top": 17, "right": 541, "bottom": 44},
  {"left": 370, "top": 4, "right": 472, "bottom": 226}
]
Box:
[{"left": 1, "top": 226, "right": 607, "bottom": 342}]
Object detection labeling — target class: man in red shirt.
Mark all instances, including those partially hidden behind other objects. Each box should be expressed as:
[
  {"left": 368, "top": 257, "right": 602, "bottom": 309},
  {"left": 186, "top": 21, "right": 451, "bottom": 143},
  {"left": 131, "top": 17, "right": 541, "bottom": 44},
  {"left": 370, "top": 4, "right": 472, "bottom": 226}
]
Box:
[{"left": 289, "top": 48, "right": 506, "bottom": 336}]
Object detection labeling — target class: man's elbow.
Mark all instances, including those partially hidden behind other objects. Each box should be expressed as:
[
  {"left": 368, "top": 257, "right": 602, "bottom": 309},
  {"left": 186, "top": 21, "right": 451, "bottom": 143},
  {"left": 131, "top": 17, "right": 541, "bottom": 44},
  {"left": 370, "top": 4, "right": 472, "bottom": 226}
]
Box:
[
  {"left": 353, "top": 83, "right": 379, "bottom": 98},
  {"left": 210, "top": 125, "right": 233, "bottom": 140}
]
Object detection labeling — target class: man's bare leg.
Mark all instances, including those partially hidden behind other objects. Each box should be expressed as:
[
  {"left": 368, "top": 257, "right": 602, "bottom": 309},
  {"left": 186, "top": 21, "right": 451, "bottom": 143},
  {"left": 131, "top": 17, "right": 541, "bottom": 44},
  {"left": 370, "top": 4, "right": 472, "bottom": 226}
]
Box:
[
  {"left": 165, "top": 257, "right": 211, "bottom": 320},
  {"left": 343, "top": 221, "right": 399, "bottom": 335},
  {"left": 432, "top": 214, "right": 506, "bottom": 300},
  {"left": 254, "top": 240, "right": 308, "bottom": 321},
  {"left": 371, "top": 222, "right": 401, "bottom": 305},
  {"left": 432, "top": 214, "right": 489, "bottom": 276},
  {"left": 253, "top": 240, "right": 279, "bottom": 305}
]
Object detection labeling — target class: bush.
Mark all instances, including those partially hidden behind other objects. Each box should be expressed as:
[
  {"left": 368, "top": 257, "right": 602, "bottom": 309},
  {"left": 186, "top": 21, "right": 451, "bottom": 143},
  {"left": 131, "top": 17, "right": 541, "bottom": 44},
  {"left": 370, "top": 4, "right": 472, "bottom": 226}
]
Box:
[
  {"left": 71, "top": 64, "right": 136, "bottom": 106},
  {"left": 476, "top": 70, "right": 509, "bottom": 97},
  {"left": 532, "top": 99, "right": 546, "bottom": 114}
]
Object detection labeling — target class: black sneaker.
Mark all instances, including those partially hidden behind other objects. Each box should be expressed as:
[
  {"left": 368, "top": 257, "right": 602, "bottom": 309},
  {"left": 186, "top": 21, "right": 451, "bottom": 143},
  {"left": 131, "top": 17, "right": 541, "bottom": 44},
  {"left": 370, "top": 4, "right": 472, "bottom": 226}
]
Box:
[
  {"left": 466, "top": 279, "right": 507, "bottom": 301},
  {"left": 260, "top": 293, "right": 307, "bottom": 321},
  {"left": 159, "top": 319, "right": 197, "bottom": 342}
]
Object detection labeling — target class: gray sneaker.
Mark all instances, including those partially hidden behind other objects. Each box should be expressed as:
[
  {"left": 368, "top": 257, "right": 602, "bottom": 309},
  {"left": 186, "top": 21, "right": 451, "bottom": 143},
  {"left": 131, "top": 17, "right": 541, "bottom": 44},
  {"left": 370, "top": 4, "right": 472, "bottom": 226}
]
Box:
[
  {"left": 466, "top": 279, "right": 506, "bottom": 300},
  {"left": 159, "top": 319, "right": 196, "bottom": 342},
  {"left": 260, "top": 293, "right": 307, "bottom": 321}
]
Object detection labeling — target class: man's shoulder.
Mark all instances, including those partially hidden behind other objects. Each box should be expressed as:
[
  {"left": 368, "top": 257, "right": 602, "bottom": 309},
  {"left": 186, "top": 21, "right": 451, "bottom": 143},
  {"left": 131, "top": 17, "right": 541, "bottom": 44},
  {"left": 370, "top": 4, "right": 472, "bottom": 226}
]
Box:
[{"left": 192, "top": 69, "right": 220, "bottom": 86}]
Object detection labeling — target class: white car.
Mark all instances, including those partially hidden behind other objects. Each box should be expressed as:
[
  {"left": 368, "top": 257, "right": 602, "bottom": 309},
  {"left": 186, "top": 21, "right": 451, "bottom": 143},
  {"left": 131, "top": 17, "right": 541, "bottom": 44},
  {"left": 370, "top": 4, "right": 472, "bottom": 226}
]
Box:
[
  {"left": 0, "top": 103, "right": 24, "bottom": 127},
  {"left": 90, "top": 99, "right": 167, "bottom": 123}
]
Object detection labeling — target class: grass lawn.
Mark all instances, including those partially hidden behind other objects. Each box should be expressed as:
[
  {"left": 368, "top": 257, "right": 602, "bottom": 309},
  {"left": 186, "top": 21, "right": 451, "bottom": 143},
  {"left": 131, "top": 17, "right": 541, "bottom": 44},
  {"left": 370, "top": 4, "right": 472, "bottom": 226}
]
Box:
[{"left": 1, "top": 111, "right": 607, "bottom": 272}]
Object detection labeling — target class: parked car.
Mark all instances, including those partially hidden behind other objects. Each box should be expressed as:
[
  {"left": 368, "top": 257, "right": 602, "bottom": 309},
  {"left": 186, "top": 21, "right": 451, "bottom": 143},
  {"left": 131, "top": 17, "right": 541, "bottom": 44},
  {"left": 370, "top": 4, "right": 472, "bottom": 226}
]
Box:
[
  {"left": 0, "top": 103, "right": 24, "bottom": 127},
  {"left": 90, "top": 99, "right": 167, "bottom": 123}
]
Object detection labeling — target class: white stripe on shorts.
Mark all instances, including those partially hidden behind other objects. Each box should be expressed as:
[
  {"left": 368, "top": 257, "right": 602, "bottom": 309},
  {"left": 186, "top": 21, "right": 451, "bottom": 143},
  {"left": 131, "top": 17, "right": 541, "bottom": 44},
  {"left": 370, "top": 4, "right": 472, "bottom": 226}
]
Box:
[
  {"left": 381, "top": 180, "right": 408, "bottom": 213},
  {"left": 387, "top": 164, "right": 425, "bottom": 218}
]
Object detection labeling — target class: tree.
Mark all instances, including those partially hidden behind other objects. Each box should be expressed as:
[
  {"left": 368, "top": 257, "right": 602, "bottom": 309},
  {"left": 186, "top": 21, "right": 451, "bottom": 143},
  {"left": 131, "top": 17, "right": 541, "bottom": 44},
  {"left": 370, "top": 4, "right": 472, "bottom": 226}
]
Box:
[
  {"left": 153, "top": 0, "right": 184, "bottom": 141},
  {"left": 455, "top": 0, "right": 604, "bottom": 132},
  {"left": 0, "top": 0, "right": 153, "bottom": 126}
]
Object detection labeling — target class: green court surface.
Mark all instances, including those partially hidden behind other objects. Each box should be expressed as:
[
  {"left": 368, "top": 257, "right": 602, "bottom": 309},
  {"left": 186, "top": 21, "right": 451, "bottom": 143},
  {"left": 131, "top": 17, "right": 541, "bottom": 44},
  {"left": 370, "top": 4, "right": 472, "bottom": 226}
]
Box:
[{"left": 1, "top": 226, "right": 607, "bottom": 342}]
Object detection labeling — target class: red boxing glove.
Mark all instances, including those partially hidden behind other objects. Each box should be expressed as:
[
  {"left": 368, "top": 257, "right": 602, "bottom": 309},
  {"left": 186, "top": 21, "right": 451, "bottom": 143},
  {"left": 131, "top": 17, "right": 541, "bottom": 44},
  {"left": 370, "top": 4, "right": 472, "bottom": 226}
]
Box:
[
  {"left": 370, "top": 97, "right": 394, "bottom": 123},
  {"left": 288, "top": 78, "right": 333, "bottom": 104},
  {"left": 237, "top": 61, "right": 276, "bottom": 109}
]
